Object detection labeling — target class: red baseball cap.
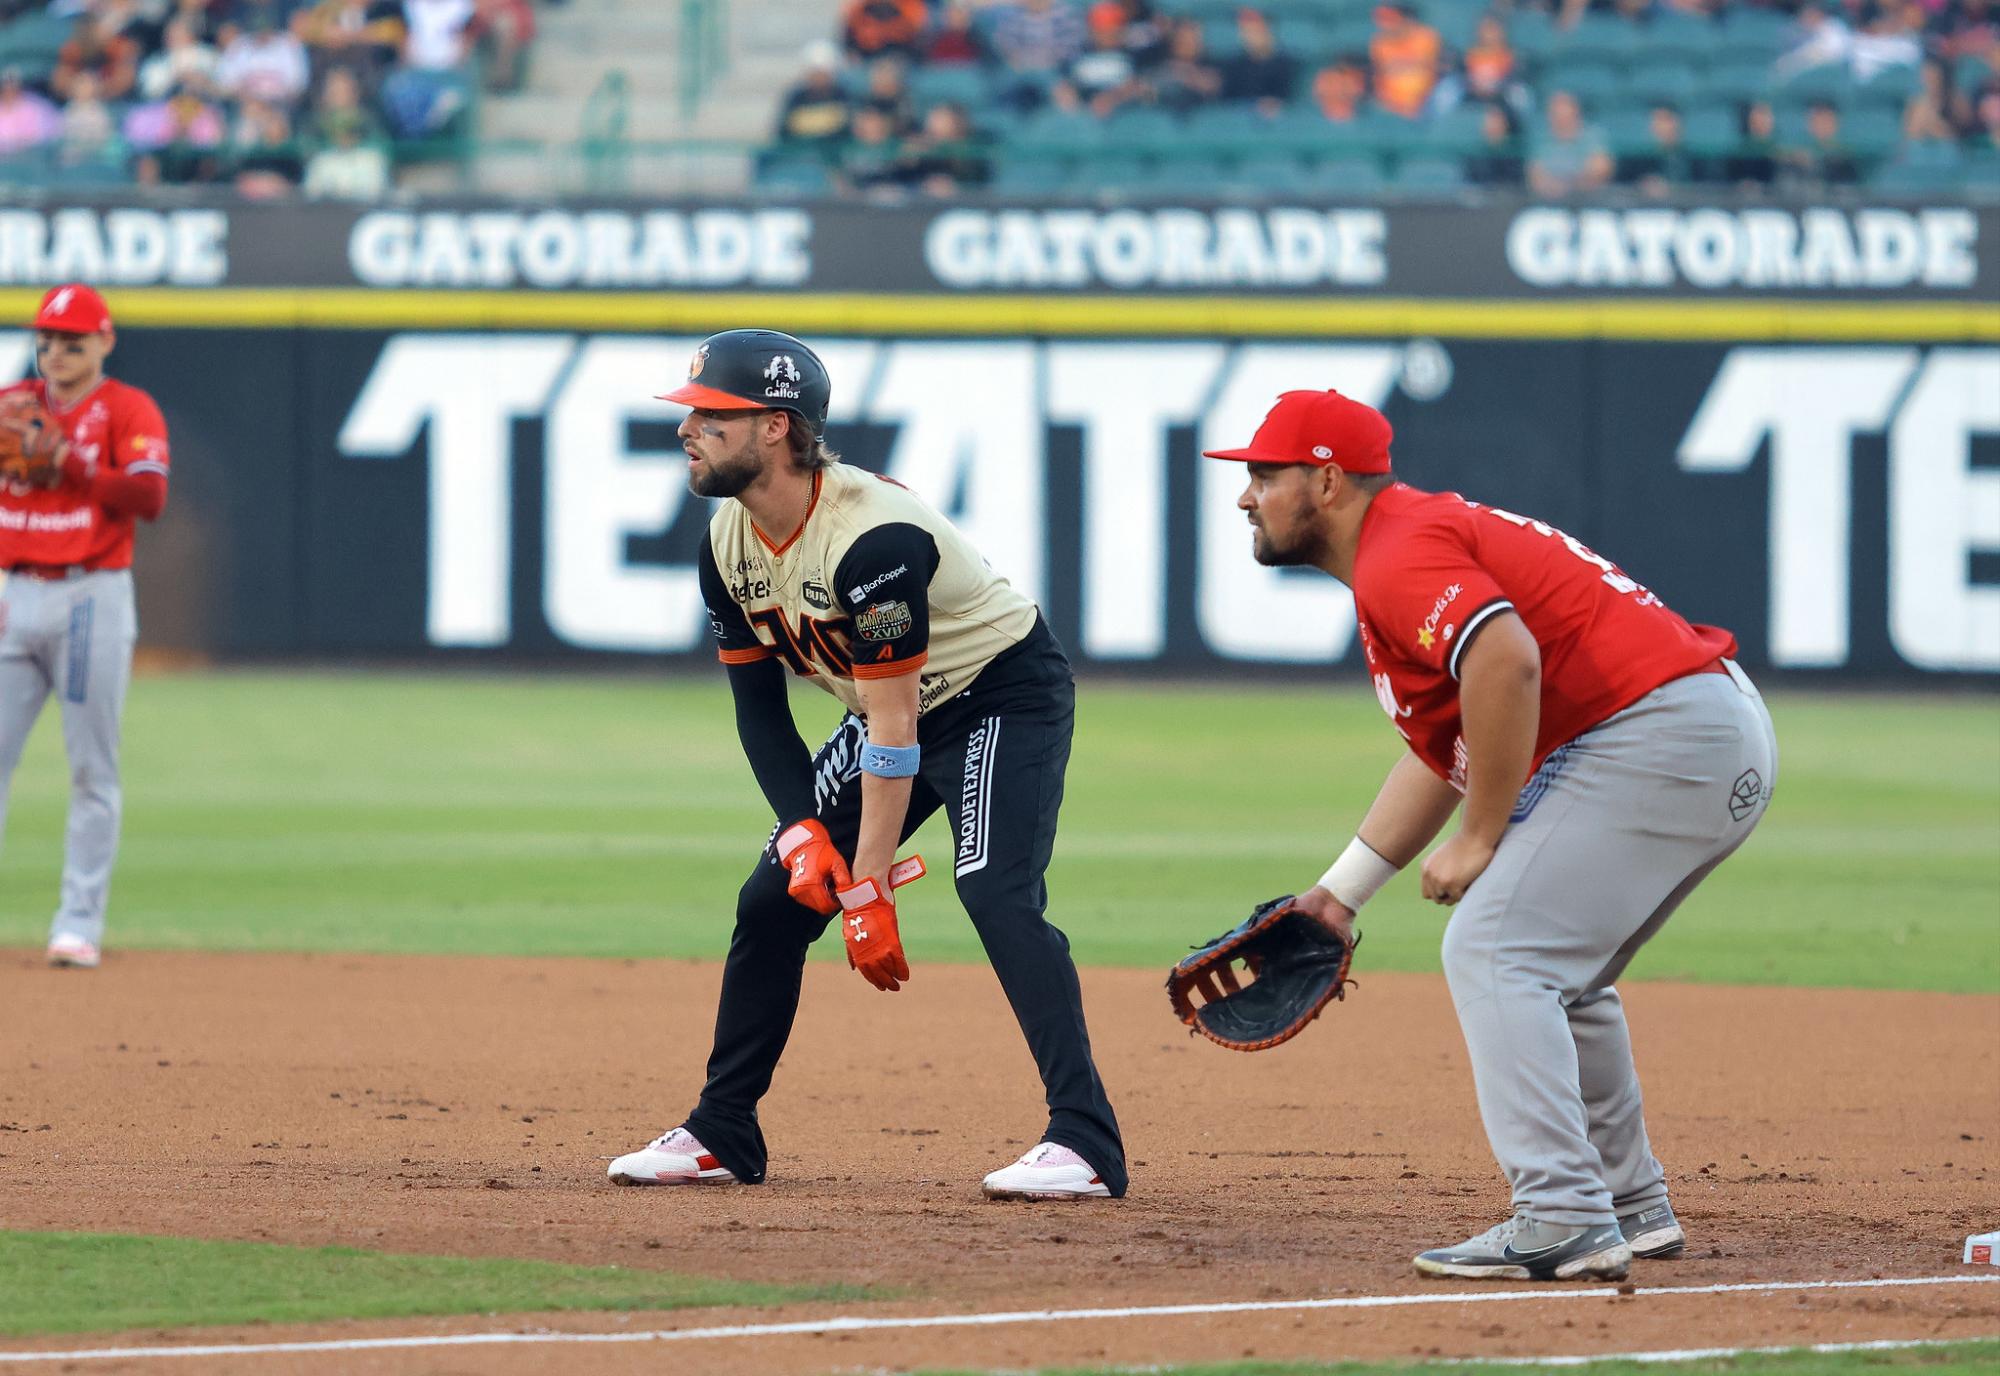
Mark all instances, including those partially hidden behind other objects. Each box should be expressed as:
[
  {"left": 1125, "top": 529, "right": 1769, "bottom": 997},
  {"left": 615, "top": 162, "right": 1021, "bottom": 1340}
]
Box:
[
  {"left": 32, "top": 283, "right": 112, "bottom": 334},
  {"left": 1201, "top": 389, "right": 1393, "bottom": 473}
]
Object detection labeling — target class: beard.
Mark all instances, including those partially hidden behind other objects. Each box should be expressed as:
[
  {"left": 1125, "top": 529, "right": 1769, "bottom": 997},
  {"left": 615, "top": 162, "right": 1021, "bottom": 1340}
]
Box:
[
  {"left": 1251, "top": 522, "right": 1323, "bottom": 567},
  {"left": 687, "top": 442, "right": 762, "bottom": 499}
]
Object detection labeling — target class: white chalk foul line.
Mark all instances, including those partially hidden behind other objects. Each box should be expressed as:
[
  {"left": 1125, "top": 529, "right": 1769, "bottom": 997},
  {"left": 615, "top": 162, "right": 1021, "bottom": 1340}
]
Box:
[
  {"left": 1476, "top": 1337, "right": 1993, "bottom": 1367},
  {"left": 0, "top": 1272, "right": 1993, "bottom": 1364}
]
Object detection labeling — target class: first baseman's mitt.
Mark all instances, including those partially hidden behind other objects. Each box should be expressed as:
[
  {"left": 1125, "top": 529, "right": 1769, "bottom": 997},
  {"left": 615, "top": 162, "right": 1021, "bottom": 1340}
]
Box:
[
  {"left": 0, "top": 393, "right": 66, "bottom": 487},
  {"left": 1165, "top": 896, "right": 1356, "bottom": 1051}
]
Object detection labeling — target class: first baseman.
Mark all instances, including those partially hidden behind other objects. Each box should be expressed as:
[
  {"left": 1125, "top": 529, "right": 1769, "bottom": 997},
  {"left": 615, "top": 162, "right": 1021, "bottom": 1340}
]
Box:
[
  {"left": 0, "top": 284, "right": 172, "bottom": 970},
  {"left": 1203, "top": 388, "right": 1776, "bottom": 1280},
  {"left": 607, "top": 329, "right": 1126, "bottom": 1201}
]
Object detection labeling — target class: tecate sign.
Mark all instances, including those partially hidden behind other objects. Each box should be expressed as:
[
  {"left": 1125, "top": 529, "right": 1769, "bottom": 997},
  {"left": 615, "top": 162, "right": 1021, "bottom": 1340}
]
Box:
[
  {"left": 1507, "top": 207, "right": 1979, "bottom": 290},
  {"left": 337, "top": 334, "right": 1998, "bottom": 674}
]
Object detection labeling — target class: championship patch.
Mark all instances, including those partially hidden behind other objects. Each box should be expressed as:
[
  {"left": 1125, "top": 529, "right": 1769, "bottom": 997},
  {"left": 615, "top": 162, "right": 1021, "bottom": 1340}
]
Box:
[{"left": 854, "top": 600, "right": 912, "bottom": 642}]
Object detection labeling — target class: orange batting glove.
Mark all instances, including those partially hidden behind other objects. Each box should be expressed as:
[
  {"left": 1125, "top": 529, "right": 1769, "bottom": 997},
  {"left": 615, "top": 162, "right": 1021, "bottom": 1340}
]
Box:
[
  {"left": 835, "top": 875, "right": 910, "bottom": 992},
  {"left": 774, "top": 819, "right": 851, "bottom": 917}
]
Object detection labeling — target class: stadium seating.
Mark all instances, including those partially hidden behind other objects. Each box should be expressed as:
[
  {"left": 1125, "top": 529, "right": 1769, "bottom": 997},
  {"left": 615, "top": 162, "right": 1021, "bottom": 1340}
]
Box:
[
  {"left": 0, "top": 0, "right": 528, "bottom": 191},
  {"left": 756, "top": 0, "right": 1997, "bottom": 201}
]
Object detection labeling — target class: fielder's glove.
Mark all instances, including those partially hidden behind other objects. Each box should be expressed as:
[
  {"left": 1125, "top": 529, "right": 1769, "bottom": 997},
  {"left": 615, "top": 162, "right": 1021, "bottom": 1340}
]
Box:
[
  {"left": 1165, "top": 896, "right": 1356, "bottom": 1051},
  {"left": 0, "top": 393, "right": 66, "bottom": 488}
]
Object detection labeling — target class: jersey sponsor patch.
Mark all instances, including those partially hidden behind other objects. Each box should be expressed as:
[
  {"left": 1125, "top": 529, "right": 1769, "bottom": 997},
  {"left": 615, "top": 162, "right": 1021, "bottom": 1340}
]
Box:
[
  {"left": 855, "top": 599, "right": 912, "bottom": 642},
  {"left": 848, "top": 564, "right": 908, "bottom": 605},
  {"left": 1416, "top": 582, "right": 1462, "bottom": 650},
  {"left": 802, "top": 576, "right": 831, "bottom": 609}
]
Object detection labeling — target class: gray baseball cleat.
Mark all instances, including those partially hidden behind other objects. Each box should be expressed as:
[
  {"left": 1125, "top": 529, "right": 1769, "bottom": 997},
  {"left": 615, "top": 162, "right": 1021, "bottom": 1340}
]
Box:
[
  {"left": 1414, "top": 1215, "right": 1632, "bottom": 1281},
  {"left": 1618, "top": 1201, "right": 1686, "bottom": 1258}
]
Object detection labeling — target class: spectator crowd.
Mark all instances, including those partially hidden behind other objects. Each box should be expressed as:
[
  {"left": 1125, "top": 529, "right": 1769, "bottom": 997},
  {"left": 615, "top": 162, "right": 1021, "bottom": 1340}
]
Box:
[
  {"left": 766, "top": 0, "right": 2000, "bottom": 197},
  {"left": 0, "top": 0, "right": 540, "bottom": 195}
]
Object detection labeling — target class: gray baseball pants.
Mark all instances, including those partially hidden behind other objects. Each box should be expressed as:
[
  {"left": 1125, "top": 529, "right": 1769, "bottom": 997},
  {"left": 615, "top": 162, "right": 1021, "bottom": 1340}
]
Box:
[
  {"left": 0, "top": 569, "right": 137, "bottom": 949},
  {"left": 1442, "top": 662, "right": 1777, "bottom": 1227}
]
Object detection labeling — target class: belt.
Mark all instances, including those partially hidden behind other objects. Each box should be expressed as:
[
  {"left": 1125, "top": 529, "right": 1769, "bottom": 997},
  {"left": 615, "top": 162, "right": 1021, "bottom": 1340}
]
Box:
[
  {"left": 1690, "top": 657, "right": 1759, "bottom": 695},
  {"left": 5, "top": 563, "right": 91, "bottom": 581}
]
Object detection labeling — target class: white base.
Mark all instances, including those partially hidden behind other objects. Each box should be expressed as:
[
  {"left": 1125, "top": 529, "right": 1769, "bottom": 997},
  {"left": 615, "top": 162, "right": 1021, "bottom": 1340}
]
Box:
[{"left": 1964, "top": 1230, "right": 2000, "bottom": 1264}]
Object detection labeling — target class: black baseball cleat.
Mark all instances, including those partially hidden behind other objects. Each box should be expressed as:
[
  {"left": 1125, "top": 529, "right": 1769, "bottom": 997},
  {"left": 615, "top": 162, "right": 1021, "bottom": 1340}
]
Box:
[
  {"left": 1414, "top": 1215, "right": 1633, "bottom": 1281},
  {"left": 1618, "top": 1201, "right": 1686, "bottom": 1259}
]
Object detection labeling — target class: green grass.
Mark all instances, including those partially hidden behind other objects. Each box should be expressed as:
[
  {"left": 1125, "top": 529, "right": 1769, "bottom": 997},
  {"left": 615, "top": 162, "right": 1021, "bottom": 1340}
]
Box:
[
  {"left": 0, "top": 672, "right": 1992, "bottom": 992},
  {"left": 917, "top": 1342, "right": 2000, "bottom": 1376},
  {"left": 0, "top": 1230, "right": 865, "bottom": 1336}
]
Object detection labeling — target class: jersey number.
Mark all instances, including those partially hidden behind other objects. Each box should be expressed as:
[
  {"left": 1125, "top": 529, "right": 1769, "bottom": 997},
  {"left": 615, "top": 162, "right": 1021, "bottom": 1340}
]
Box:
[
  {"left": 748, "top": 607, "right": 854, "bottom": 678},
  {"left": 1483, "top": 507, "right": 1656, "bottom": 602}
]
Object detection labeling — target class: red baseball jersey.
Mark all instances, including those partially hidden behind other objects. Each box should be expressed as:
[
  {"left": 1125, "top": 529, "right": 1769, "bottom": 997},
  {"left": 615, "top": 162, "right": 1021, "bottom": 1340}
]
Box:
[
  {"left": 1352, "top": 483, "right": 1736, "bottom": 791},
  {"left": 0, "top": 376, "right": 169, "bottom": 570}
]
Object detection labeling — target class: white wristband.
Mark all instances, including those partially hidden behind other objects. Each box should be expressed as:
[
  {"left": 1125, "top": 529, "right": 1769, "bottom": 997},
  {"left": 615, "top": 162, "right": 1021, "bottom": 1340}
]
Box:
[{"left": 1317, "top": 837, "right": 1400, "bottom": 911}]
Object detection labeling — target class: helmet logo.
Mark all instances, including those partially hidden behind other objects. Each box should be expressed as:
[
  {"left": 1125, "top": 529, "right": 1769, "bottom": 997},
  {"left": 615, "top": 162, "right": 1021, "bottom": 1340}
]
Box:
[
  {"left": 763, "top": 353, "right": 802, "bottom": 400},
  {"left": 46, "top": 287, "right": 74, "bottom": 317},
  {"left": 689, "top": 344, "right": 708, "bottom": 379}
]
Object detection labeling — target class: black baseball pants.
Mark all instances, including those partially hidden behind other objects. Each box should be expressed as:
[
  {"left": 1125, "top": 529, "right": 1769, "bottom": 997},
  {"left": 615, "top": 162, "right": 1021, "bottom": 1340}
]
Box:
[{"left": 682, "top": 673, "right": 1127, "bottom": 1196}]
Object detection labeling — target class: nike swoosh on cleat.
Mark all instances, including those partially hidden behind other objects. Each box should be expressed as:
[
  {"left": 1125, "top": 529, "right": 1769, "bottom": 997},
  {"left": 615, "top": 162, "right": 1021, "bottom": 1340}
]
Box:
[{"left": 1501, "top": 1240, "right": 1568, "bottom": 1261}]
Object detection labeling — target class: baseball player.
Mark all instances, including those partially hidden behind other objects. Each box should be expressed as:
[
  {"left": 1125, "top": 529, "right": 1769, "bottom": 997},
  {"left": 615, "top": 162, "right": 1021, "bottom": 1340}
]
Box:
[
  {"left": 1202, "top": 389, "right": 1776, "bottom": 1281},
  {"left": 607, "top": 329, "right": 1126, "bottom": 1201},
  {"left": 0, "top": 284, "right": 171, "bottom": 970}
]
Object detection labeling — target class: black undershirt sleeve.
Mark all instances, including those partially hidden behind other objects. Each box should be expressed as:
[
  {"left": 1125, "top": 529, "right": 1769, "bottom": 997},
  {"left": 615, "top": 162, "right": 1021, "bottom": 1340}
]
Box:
[
  {"left": 723, "top": 657, "right": 819, "bottom": 830},
  {"left": 698, "top": 532, "right": 818, "bottom": 828}
]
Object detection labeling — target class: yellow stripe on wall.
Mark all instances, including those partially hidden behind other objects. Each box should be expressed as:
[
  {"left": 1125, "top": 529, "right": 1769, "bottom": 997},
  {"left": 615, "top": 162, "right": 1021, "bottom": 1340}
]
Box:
[{"left": 0, "top": 288, "right": 1991, "bottom": 341}]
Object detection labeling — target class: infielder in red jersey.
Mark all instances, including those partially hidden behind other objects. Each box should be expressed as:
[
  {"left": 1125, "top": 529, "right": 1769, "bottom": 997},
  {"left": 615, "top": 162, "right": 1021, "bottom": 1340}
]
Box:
[
  {"left": 0, "top": 284, "right": 170, "bottom": 970},
  {"left": 1204, "top": 389, "right": 1777, "bottom": 1282}
]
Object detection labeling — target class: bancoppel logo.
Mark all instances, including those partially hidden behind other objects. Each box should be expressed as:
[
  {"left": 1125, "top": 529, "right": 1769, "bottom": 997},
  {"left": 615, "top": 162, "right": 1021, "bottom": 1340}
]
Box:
[
  {"left": 847, "top": 564, "right": 908, "bottom": 604},
  {"left": 1312, "top": 445, "right": 1333, "bottom": 459},
  {"left": 763, "top": 354, "right": 801, "bottom": 399}
]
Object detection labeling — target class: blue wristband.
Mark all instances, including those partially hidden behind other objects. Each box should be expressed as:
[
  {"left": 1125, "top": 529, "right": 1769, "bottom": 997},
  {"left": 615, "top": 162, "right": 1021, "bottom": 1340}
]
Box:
[{"left": 861, "top": 741, "right": 920, "bottom": 778}]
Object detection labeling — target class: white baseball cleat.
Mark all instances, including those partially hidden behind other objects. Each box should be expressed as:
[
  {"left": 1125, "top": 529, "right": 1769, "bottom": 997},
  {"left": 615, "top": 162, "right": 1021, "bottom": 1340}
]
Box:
[
  {"left": 607, "top": 1127, "right": 737, "bottom": 1186},
  {"left": 982, "top": 1142, "right": 1111, "bottom": 1200},
  {"left": 45, "top": 934, "right": 100, "bottom": 969}
]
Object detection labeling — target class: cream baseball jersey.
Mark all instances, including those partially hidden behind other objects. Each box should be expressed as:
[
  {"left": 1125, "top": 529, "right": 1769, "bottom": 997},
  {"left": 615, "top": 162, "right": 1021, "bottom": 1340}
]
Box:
[{"left": 697, "top": 463, "right": 1039, "bottom": 718}]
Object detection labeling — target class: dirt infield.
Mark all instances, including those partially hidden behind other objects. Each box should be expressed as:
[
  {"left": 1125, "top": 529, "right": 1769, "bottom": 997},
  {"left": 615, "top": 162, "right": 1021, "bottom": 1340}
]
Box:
[{"left": 1, "top": 949, "right": 1995, "bottom": 1373}]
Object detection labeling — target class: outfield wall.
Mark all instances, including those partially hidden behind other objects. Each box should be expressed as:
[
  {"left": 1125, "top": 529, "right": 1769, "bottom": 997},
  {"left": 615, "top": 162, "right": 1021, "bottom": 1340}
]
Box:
[{"left": 3, "top": 196, "right": 1993, "bottom": 680}]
